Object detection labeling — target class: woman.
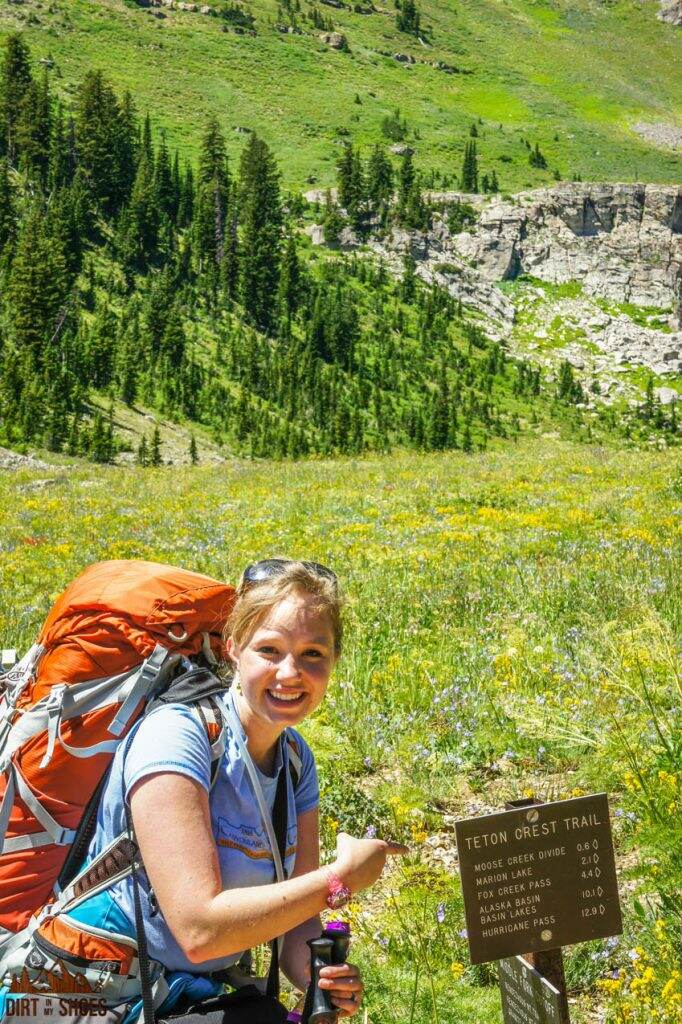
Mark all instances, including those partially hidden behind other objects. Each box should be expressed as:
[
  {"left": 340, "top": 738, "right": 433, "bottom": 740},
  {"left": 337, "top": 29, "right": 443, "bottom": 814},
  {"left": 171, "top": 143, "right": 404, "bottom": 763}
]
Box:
[{"left": 63, "top": 558, "right": 407, "bottom": 1021}]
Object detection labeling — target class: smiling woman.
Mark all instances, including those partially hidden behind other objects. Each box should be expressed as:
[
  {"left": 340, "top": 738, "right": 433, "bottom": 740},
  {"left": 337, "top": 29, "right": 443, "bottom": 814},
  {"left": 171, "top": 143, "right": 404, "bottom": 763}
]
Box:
[
  {"left": 4, "top": 558, "right": 407, "bottom": 1024},
  {"left": 226, "top": 561, "right": 342, "bottom": 773}
]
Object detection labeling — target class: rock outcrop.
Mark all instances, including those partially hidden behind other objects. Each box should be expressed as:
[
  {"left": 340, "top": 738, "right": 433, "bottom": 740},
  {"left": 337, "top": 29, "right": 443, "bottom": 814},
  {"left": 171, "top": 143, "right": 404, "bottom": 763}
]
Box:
[
  {"left": 449, "top": 184, "right": 682, "bottom": 371},
  {"left": 446, "top": 184, "right": 681, "bottom": 318},
  {"left": 0, "top": 447, "right": 53, "bottom": 471},
  {"left": 658, "top": 0, "right": 682, "bottom": 25}
]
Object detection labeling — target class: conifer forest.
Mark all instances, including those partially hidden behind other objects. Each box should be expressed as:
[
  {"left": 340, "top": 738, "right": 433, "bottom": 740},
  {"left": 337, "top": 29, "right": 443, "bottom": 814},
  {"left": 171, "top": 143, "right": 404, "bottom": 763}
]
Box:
[{"left": 1, "top": 33, "right": 677, "bottom": 464}]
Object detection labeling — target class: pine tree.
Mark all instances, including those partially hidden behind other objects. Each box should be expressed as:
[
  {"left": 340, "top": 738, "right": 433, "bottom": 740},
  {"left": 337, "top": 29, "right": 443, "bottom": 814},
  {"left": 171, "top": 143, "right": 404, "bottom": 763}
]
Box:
[
  {"left": 150, "top": 424, "right": 163, "bottom": 466},
  {"left": 404, "top": 182, "right": 428, "bottom": 230},
  {"left": 105, "top": 402, "right": 115, "bottom": 460},
  {"left": 119, "top": 150, "right": 159, "bottom": 270},
  {"left": 67, "top": 412, "right": 81, "bottom": 457},
  {"left": 76, "top": 70, "right": 132, "bottom": 215},
  {"left": 133, "top": 110, "right": 149, "bottom": 166},
  {"left": 221, "top": 206, "right": 240, "bottom": 299},
  {"left": 118, "top": 90, "right": 139, "bottom": 197},
  {"left": 323, "top": 191, "right": 345, "bottom": 244},
  {"left": 336, "top": 143, "right": 355, "bottom": 211},
  {"left": 396, "top": 0, "right": 421, "bottom": 35},
  {"left": 278, "top": 231, "right": 302, "bottom": 321},
  {"left": 401, "top": 251, "right": 416, "bottom": 303},
  {"left": 366, "top": 144, "right": 393, "bottom": 209},
  {"left": 557, "top": 360, "right": 582, "bottom": 403},
  {"left": 0, "top": 34, "right": 33, "bottom": 164},
  {"left": 0, "top": 157, "right": 17, "bottom": 256},
  {"left": 194, "top": 120, "right": 231, "bottom": 271},
  {"left": 15, "top": 69, "right": 51, "bottom": 183},
  {"left": 154, "top": 131, "right": 176, "bottom": 219},
  {"left": 86, "top": 303, "right": 117, "bottom": 389},
  {"left": 8, "top": 208, "right": 69, "bottom": 368},
  {"left": 460, "top": 141, "right": 478, "bottom": 192},
  {"left": 44, "top": 392, "right": 68, "bottom": 453},
  {"left": 160, "top": 304, "right": 186, "bottom": 371},
  {"left": 239, "top": 134, "right": 283, "bottom": 335},
  {"left": 90, "top": 411, "right": 110, "bottom": 463},
  {"left": 189, "top": 433, "right": 198, "bottom": 465},
  {"left": 397, "top": 149, "right": 415, "bottom": 216},
  {"left": 529, "top": 142, "right": 548, "bottom": 169},
  {"left": 461, "top": 421, "right": 473, "bottom": 452},
  {"left": 117, "top": 324, "right": 139, "bottom": 406},
  {"left": 137, "top": 433, "right": 149, "bottom": 467},
  {"left": 177, "top": 161, "right": 194, "bottom": 227}
]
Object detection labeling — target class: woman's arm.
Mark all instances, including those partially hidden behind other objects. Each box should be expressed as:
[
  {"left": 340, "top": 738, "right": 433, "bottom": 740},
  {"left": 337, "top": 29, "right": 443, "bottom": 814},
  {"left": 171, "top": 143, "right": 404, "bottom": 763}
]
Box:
[
  {"left": 280, "top": 808, "right": 364, "bottom": 1018},
  {"left": 130, "top": 773, "right": 330, "bottom": 963},
  {"left": 279, "top": 806, "right": 322, "bottom": 991},
  {"left": 129, "top": 772, "right": 404, "bottom": 965}
]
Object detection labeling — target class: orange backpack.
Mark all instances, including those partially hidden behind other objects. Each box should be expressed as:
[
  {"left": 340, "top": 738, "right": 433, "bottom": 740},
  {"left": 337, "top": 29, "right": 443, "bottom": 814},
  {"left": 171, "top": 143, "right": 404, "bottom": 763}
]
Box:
[{"left": 0, "top": 559, "right": 235, "bottom": 951}]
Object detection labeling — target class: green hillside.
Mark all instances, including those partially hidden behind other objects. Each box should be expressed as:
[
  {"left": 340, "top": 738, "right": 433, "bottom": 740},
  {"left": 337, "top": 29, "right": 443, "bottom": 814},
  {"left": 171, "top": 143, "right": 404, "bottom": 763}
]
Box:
[{"left": 1, "top": 0, "right": 681, "bottom": 189}]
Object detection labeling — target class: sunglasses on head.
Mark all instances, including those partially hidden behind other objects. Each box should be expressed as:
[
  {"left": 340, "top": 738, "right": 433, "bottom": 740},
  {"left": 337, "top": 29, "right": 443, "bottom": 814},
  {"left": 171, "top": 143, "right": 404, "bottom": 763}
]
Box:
[{"left": 242, "top": 558, "right": 338, "bottom": 589}]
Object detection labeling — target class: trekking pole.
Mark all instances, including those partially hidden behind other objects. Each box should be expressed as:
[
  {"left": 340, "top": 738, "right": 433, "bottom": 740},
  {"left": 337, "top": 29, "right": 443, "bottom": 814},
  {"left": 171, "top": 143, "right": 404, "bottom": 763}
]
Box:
[
  {"left": 302, "top": 921, "right": 351, "bottom": 1024},
  {"left": 304, "top": 937, "right": 336, "bottom": 1024}
]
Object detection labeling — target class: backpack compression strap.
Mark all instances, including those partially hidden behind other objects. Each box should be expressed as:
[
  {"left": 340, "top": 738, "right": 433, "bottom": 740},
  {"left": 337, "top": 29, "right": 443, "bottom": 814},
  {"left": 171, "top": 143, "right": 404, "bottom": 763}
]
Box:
[{"left": 53, "top": 683, "right": 301, "bottom": 916}]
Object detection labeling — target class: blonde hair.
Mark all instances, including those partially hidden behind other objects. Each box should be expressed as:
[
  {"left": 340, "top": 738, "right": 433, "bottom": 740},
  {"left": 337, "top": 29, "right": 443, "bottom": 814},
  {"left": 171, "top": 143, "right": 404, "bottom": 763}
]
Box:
[{"left": 226, "top": 560, "right": 344, "bottom": 655}]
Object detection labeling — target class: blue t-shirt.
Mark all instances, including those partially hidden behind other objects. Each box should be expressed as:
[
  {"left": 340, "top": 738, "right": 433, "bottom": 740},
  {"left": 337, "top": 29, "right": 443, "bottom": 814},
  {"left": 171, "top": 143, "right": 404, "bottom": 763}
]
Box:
[{"left": 67, "top": 689, "right": 319, "bottom": 973}]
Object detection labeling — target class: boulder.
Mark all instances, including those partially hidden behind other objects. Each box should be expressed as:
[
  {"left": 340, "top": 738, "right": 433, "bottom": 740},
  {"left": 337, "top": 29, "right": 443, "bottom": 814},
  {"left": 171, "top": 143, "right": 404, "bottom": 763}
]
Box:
[
  {"left": 389, "top": 144, "right": 414, "bottom": 157},
  {"left": 431, "top": 60, "right": 460, "bottom": 73},
  {"left": 655, "top": 387, "right": 680, "bottom": 405},
  {"left": 0, "top": 447, "right": 53, "bottom": 471},
  {"left": 306, "top": 224, "right": 326, "bottom": 246},
  {"left": 319, "top": 31, "right": 348, "bottom": 48},
  {"left": 658, "top": 0, "right": 682, "bottom": 24},
  {"left": 304, "top": 186, "right": 338, "bottom": 204},
  {"left": 393, "top": 52, "right": 416, "bottom": 63}
]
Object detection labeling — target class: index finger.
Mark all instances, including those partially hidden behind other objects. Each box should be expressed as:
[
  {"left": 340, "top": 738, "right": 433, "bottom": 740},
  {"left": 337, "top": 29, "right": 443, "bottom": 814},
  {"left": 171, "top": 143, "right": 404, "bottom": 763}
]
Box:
[{"left": 384, "top": 841, "right": 410, "bottom": 855}]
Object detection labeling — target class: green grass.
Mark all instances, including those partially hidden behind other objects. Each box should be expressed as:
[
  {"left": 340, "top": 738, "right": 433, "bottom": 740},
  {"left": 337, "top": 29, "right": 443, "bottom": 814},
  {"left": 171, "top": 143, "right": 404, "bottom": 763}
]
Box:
[
  {"left": 1, "top": 0, "right": 681, "bottom": 189},
  {"left": 2, "top": 440, "right": 680, "bottom": 1022}
]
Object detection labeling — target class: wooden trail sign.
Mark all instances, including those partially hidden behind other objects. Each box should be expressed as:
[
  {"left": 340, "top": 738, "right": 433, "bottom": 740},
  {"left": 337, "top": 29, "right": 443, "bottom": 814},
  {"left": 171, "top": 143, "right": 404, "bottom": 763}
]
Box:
[
  {"left": 455, "top": 793, "right": 622, "bottom": 965},
  {"left": 499, "top": 956, "right": 567, "bottom": 1024}
]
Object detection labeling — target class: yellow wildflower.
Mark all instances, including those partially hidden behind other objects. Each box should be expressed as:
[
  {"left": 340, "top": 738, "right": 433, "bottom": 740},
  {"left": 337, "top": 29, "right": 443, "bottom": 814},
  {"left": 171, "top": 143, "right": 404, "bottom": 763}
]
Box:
[{"left": 598, "top": 977, "right": 623, "bottom": 993}]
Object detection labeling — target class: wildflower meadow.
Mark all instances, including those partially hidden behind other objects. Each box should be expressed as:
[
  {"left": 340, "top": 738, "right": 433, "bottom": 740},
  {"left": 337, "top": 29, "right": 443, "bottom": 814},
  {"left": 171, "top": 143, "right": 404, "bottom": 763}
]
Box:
[{"left": 1, "top": 438, "right": 680, "bottom": 1023}]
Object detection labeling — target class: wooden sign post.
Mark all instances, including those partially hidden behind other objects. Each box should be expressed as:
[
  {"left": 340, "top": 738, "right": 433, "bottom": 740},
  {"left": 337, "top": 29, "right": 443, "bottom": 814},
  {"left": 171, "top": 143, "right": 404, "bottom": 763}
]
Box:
[{"left": 455, "top": 793, "right": 623, "bottom": 1024}]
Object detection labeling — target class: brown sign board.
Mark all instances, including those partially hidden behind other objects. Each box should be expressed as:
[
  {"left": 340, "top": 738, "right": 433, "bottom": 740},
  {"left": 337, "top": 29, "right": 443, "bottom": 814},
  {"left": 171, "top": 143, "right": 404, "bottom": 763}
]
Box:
[
  {"left": 455, "top": 793, "right": 622, "bottom": 965},
  {"left": 499, "top": 956, "right": 568, "bottom": 1024}
]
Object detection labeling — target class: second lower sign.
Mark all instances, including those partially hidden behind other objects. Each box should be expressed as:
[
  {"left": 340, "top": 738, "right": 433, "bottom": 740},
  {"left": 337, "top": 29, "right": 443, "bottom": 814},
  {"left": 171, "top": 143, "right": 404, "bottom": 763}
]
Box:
[{"left": 498, "top": 955, "right": 565, "bottom": 1024}]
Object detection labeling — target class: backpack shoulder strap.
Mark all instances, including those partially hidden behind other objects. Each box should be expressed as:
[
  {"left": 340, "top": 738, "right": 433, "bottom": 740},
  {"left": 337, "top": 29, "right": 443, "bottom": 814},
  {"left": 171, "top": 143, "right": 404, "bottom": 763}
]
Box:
[
  {"left": 285, "top": 731, "right": 302, "bottom": 790},
  {"left": 149, "top": 664, "right": 231, "bottom": 788},
  {"left": 192, "top": 695, "right": 226, "bottom": 789}
]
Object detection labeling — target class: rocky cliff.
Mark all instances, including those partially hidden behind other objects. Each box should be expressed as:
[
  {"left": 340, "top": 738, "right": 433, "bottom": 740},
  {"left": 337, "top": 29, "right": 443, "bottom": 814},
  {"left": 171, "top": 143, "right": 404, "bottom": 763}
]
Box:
[{"left": 354, "top": 183, "right": 682, "bottom": 378}]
